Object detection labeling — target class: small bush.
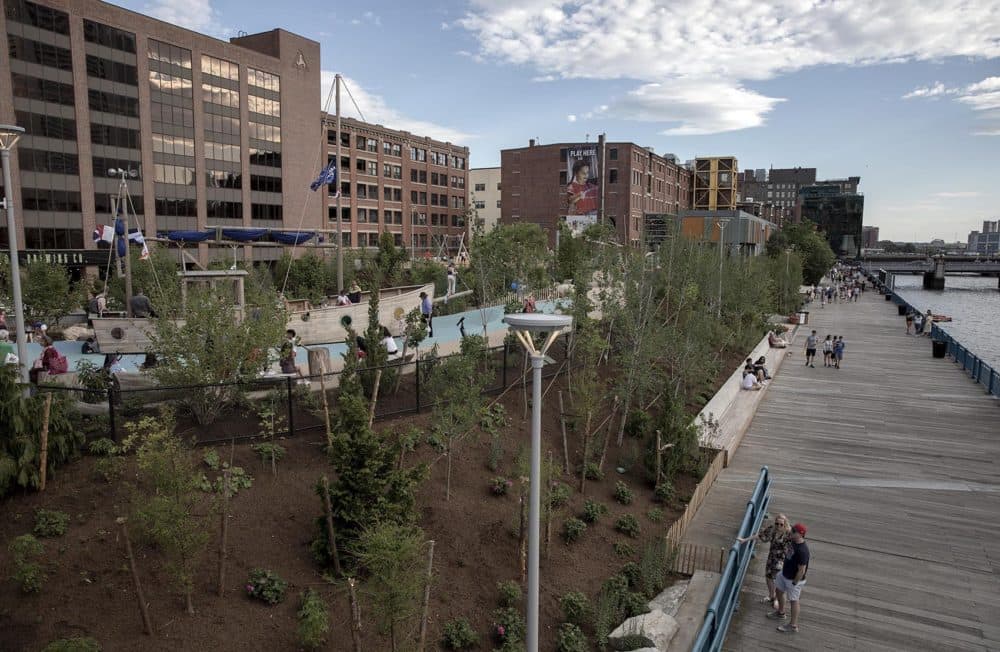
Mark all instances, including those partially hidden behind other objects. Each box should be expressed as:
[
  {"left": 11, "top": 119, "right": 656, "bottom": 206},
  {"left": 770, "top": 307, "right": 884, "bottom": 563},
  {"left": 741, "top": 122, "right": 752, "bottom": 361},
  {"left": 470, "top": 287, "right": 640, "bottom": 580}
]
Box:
[
  {"left": 296, "top": 589, "right": 329, "bottom": 649},
  {"left": 653, "top": 482, "right": 675, "bottom": 504},
  {"left": 93, "top": 457, "right": 125, "bottom": 483},
  {"left": 613, "top": 481, "right": 634, "bottom": 505},
  {"left": 556, "top": 622, "right": 588, "bottom": 652},
  {"left": 581, "top": 499, "right": 608, "bottom": 524},
  {"left": 441, "top": 617, "right": 479, "bottom": 649},
  {"left": 647, "top": 507, "right": 664, "bottom": 523},
  {"left": 622, "top": 591, "right": 650, "bottom": 617},
  {"left": 9, "top": 534, "right": 45, "bottom": 593},
  {"left": 609, "top": 633, "right": 655, "bottom": 651},
  {"left": 613, "top": 541, "right": 635, "bottom": 558},
  {"left": 41, "top": 638, "right": 102, "bottom": 652},
  {"left": 490, "top": 476, "right": 513, "bottom": 496},
  {"left": 252, "top": 442, "right": 286, "bottom": 463},
  {"left": 426, "top": 430, "right": 447, "bottom": 453},
  {"left": 562, "top": 517, "right": 587, "bottom": 544},
  {"left": 497, "top": 579, "right": 522, "bottom": 608},
  {"left": 245, "top": 568, "right": 287, "bottom": 605},
  {"left": 621, "top": 561, "right": 642, "bottom": 589},
  {"left": 548, "top": 481, "right": 572, "bottom": 509},
  {"left": 34, "top": 509, "right": 70, "bottom": 538},
  {"left": 615, "top": 514, "right": 641, "bottom": 538},
  {"left": 203, "top": 449, "right": 221, "bottom": 470},
  {"left": 560, "top": 591, "right": 590, "bottom": 625},
  {"left": 87, "top": 438, "right": 118, "bottom": 456},
  {"left": 583, "top": 462, "right": 604, "bottom": 481},
  {"left": 491, "top": 606, "right": 526, "bottom": 647}
]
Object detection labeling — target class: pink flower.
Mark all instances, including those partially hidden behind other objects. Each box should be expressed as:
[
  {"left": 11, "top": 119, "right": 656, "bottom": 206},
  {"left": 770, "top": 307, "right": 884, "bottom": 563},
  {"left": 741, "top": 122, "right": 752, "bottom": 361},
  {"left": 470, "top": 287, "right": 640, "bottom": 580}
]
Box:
[
  {"left": 246, "top": 584, "right": 254, "bottom": 593},
  {"left": 496, "top": 625, "right": 505, "bottom": 637}
]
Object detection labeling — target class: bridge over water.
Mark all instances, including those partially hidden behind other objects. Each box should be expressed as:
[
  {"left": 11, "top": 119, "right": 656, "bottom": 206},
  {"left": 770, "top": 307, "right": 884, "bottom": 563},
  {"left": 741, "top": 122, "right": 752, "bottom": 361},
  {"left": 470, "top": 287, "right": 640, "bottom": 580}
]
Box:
[{"left": 861, "top": 255, "right": 1000, "bottom": 289}]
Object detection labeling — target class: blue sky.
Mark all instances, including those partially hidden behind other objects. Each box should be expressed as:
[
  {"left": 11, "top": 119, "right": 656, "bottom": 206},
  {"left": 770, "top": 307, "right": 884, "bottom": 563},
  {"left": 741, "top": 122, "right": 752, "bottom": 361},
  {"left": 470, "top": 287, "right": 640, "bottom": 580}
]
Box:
[{"left": 116, "top": 0, "right": 1000, "bottom": 242}]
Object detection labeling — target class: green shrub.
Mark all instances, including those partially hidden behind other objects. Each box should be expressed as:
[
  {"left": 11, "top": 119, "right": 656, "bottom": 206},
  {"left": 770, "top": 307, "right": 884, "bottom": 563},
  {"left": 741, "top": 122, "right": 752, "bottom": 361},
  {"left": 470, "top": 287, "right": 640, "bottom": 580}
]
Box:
[
  {"left": 41, "top": 638, "right": 102, "bottom": 652},
  {"left": 34, "top": 509, "right": 70, "bottom": 538},
  {"left": 548, "top": 481, "right": 572, "bottom": 509},
  {"left": 556, "top": 622, "right": 588, "bottom": 652},
  {"left": 583, "top": 462, "right": 603, "bottom": 481},
  {"left": 560, "top": 591, "right": 590, "bottom": 625},
  {"left": 491, "top": 606, "right": 526, "bottom": 647},
  {"left": 637, "top": 542, "right": 669, "bottom": 599},
  {"left": 441, "top": 617, "right": 479, "bottom": 649},
  {"left": 251, "top": 442, "right": 286, "bottom": 463},
  {"left": 93, "top": 457, "right": 126, "bottom": 483},
  {"left": 608, "top": 633, "right": 655, "bottom": 651},
  {"left": 9, "top": 534, "right": 45, "bottom": 593},
  {"left": 653, "top": 482, "right": 675, "bottom": 504},
  {"left": 613, "top": 481, "right": 634, "bottom": 505},
  {"left": 497, "top": 579, "right": 522, "bottom": 608},
  {"left": 562, "top": 517, "right": 587, "bottom": 544},
  {"left": 296, "top": 589, "right": 329, "bottom": 649},
  {"left": 490, "top": 476, "right": 513, "bottom": 496},
  {"left": 87, "top": 438, "right": 118, "bottom": 456},
  {"left": 581, "top": 499, "right": 608, "bottom": 524},
  {"left": 613, "top": 541, "right": 635, "bottom": 558},
  {"left": 620, "top": 561, "right": 642, "bottom": 589},
  {"left": 647, "top": 507, "right": 664, "bottom": 523},
  {"left": 245, "top": 568, "right": 287, "bottom": 604},
  {"left": 615, "top": 514, "right": 641, "bottom": 538}
]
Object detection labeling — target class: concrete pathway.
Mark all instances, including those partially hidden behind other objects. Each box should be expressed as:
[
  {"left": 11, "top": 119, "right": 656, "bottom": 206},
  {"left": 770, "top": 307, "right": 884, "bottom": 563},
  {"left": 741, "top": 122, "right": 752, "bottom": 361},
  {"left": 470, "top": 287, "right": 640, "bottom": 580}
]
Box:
[{"left": 682, "top": 291, "right": 1000, "bottom": 651}]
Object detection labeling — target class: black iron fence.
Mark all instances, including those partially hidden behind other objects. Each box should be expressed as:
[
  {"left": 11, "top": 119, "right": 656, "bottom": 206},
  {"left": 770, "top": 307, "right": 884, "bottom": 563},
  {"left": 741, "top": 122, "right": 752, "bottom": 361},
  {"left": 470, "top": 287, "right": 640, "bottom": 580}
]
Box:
[{"left": 38, "top": 341, "right": 572, "bottom": 446}]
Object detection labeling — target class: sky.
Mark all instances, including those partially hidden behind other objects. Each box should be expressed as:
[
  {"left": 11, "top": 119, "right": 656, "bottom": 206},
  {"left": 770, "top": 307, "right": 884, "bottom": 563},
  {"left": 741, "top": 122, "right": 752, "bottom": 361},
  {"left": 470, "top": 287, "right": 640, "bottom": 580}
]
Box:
[{"left": 113, "top": 0, "right": 1000, "bottom": 242}]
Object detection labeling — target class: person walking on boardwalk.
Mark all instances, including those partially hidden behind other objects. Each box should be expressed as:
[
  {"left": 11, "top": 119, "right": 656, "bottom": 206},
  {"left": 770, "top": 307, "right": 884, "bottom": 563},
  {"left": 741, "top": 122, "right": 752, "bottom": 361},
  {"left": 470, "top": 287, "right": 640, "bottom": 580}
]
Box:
[
  {"left": 804, "top": 330, "right": 818, "bottom": 367},
  {"left": 833, "top": 336, "right": 845, "bottom": 369},
  {"left": 822, "top": 335, "right": 833, "bottom": 367},
  {"left": 905, "top": 310, "right": 914, "bottom": 335},
  {"left": 738, "top": 513, "right": 792, "bottom": 610},
  {"left": 767, "top": 522, "right": 810, "bottom": 634}
]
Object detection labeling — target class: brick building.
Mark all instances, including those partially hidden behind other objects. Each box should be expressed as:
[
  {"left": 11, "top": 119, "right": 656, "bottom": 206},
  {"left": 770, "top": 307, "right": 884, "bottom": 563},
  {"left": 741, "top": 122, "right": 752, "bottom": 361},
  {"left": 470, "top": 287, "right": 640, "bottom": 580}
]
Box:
[
  {"left": 0, "top": 0, "right": 322, "bottom": 267},
  {"left": 500, "top": 140, "right": 692, "bottom": 247},
  {"left": 322, "top": 116, "right": 469, "bottom": 254},
  {"left": 469, "top": 166, "right": 501, "bottom": 233}
]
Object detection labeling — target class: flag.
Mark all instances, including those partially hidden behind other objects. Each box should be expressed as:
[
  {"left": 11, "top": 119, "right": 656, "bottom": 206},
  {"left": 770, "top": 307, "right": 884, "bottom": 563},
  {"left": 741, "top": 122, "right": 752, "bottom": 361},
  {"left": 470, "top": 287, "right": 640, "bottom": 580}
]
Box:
[
  {"left": 92, "top": 225, "right": 114, "bottom": 244},
  {"left": 310, "top": 160, "right": 338, "bottom": 192},
  {"left": 128, "top": 228, "right": 150, "bottom": 260}
]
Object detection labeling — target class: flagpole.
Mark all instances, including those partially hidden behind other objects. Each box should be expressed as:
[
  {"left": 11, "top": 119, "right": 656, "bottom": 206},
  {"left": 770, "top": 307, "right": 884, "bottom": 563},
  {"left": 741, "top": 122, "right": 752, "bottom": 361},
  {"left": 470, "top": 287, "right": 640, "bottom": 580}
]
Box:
[
  {"left": 120, "top": 171, "right": 134, "bottom": 317},
  {"left": 335, "top": 73, "right": 344, "bottom": 292}
]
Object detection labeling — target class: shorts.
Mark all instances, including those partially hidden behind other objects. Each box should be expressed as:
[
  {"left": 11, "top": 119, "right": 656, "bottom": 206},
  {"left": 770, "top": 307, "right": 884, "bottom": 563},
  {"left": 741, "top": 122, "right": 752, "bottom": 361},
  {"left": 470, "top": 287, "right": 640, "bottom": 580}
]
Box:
[
  {"left": 806, "top": 348, "right": 816, "bottom": 357},
  {"left": 775, "top": 573, "right": 805, "bottom": 601}
]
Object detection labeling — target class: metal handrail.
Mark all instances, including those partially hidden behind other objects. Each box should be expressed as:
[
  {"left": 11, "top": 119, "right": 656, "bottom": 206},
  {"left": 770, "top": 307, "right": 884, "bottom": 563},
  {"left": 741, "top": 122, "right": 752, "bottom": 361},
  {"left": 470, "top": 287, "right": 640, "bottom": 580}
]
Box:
[{"left": 691, "top": 466, "right": 772, "bottom": 652}]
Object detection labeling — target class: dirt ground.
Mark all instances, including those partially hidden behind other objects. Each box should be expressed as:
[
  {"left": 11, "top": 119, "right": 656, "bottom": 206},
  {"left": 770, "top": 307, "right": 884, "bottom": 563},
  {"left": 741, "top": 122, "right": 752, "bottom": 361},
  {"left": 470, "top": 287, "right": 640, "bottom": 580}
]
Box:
[{"left": 0, "top": 371, "right": 708, "bottom": 652}]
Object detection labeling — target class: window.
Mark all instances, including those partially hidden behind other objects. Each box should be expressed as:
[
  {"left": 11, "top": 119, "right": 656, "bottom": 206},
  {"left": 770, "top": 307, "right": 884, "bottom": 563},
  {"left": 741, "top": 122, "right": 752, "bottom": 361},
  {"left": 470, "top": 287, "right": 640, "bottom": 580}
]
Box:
[
  {"left": 451, "top": 176, "right": 465, "bottom": 189},
  {"left": 200, "top": 54, "right": 238, "bottom": 81},
  {"left": 206, "top": 201, "right": 243, "bottom": 219},
  {"left": 496, "top": 200, "right": 501, "bottom": 208},
  {"left": 251, "top": 203, "right": 283, "bottom": 220},
  {"left": 383, "top": 187, "right": 402, "bottom": 202},
  {"left": 339, "top": 181, "right": 351, "bottom": 197},
  {"left": 327, "top": 206, "right": 350, "bottom": 222},
  {"left": 247, "top": 68, "right": 279, "bottom": 93},
  {"left": 474, "top": 183, "right": 486, "bottom": 192},
  {"left": 7, "top": 36, "right": 73, "bottom": 70},
  {"left": 609, "top": 169, "right": 618, "bottom": 184},
  {"left": 450, "top": 156, "right": 466, "bottom": 170},
  {"left": 204, "top": 141, "right": 239, "bottom": 162},
  {"left": 430, "top": 151, "right": 447, "bottom": 166},
  {"left": 452, "top": 196, "right": 465, "bottom": 209},
  {"left": 148, "top": 39, "right": 192, "bottom": 69},
  {"left": 410, "top": 147, "right": 426, "bottom": 162},
  {"left": 206, "top": 169, "right": 241, "bottom": 188},
  {"left": 411, "top": 211, "right": 427, "bottom": 225},
  {"left": 367, "top": 161, "right": 379, "bottom": 176},
  {"left": 203, "top": 83, "right": 240, "bottom": 108},
  {"left": 6, "top": 1, "right": 70, "bottom": 35},
  {"left": 20, "top": 188, "right": 81, "bottom": 212},
  {"left": 86, "top": 55, "right": 138, "bottom": 85},
  {"left": 17, "top": 112, "right": 76, "bottom": 141},
  {"left": 250, "top": 174, "right": 281, "bottom": 193},
  {"left": 248, "top": 96, "right": 279, "bottom": 117},
  {"left": 89, "top": 89, "right": 139, "bottom": 117},
  {"left": 155, "top": 197, "right": 196, "bottom": 216},
  {"left": 154, "top": 164, "right": 195, "bottom": 185},
  {"left": 366, "top": 138, "right": 377, "bottom": 153},
  {"left": 383, "top": 141, "right": 401, "bottom": 157},
  {"left": 610, "top": 148, "right": 618, "bottom": 160},
  {"left": 357, "top": 208, "right": 368, "bottom": 223},
  {"left": 23, "top": 228, "right": 84, "bottom": 249},
  {"left": 11, "top": 74, "right": 74, "bottom": 106},
  {"left": 152, "top": 134, "right": 195, "bottom": 156},
  {"left": 410, "top": 169, "right": 427, "bottom": 183},
  {"left": 474, "top": 200, "right": 485, "bottom": 209},
  {"left": 94, "top": 193, "right": 143, "bottom": 215}
]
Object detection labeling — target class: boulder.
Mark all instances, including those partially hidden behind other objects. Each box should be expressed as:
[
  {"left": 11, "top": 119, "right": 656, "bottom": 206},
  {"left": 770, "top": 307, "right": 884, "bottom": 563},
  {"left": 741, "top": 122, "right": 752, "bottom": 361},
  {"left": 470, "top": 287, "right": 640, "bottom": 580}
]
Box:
[
  {"left": 607, "top": 609, "right": 678, "bottom": 651},
  {"left": 647, "top": 580, "right": 689, "bottom": 617}
]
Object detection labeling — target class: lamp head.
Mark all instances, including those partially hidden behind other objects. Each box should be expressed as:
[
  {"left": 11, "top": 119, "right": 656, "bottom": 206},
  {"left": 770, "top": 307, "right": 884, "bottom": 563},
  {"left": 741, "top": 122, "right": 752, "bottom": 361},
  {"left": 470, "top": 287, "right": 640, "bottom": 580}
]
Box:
[
  {"left": 503, "top": 313, "right": 573, "bottom": 357},
  {"left": 0, "top": 124, "right": 25, "bottom": 150}
]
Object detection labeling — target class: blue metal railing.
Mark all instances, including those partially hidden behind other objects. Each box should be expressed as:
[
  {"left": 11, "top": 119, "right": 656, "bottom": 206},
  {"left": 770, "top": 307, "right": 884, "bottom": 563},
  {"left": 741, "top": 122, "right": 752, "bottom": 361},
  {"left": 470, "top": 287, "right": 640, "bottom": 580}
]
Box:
[
  {"left": 872, "top": 273, "right": 1000, "bottom": 400},
  {"left": 692, "top": 466, "right": 772, "bottom": 652}
]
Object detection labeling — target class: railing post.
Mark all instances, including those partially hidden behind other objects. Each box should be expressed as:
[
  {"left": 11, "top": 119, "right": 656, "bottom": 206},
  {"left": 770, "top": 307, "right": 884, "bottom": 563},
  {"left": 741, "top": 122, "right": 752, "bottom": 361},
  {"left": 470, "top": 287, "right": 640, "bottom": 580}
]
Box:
[
  {"left": 286, "top": 375, "right": 295, "bottom": 437},
  {"left": 107, "top": 386, "right": 117, "bottom": 443},
  {"left": 415, "top": 356, "right": 421, "bottom": 413},
  {"left": 502, "top": 341, "right": 508, "bottom": 387}
]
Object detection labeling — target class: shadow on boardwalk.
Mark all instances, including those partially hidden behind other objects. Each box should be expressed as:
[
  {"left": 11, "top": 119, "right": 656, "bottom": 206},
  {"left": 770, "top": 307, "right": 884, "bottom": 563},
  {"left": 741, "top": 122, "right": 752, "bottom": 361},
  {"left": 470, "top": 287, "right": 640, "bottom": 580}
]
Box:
[{"left": 682, "top": 292, "right": 1000, "bottom": 652}]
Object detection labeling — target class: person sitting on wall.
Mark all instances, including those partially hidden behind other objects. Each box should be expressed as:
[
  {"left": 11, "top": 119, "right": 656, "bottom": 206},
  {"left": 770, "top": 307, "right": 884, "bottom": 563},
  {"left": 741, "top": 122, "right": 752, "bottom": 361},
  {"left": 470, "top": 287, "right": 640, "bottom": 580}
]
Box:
[
  {"left": 336, "top": 290, "right": 352, "bottom": 306},
  {"left": 768, "top": 330, "right": 789, "bottom": 348},
  {"left": 348, "top": 281, "right": 363, "bottom": 305},
  {"left": 741, "top": 368, "right": 762, "bottom": 391},
  {"left": 81, "top": 337, "right": 98, "bottom": 355},
  {"left": 754, "top": 356, "right": 772, "bottom": 380}
]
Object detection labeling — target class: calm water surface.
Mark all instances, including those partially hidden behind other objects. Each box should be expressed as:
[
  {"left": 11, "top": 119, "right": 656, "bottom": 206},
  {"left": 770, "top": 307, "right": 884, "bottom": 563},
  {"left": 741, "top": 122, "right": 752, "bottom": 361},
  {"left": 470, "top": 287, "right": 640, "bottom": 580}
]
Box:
[{"left": 894, "top": 275, "right": 1000, "bottom": 370}]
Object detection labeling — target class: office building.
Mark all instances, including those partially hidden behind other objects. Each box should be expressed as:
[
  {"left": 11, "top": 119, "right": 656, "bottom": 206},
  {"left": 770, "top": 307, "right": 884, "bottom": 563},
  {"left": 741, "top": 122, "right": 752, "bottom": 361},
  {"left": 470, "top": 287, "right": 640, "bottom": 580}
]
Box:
[
  {"left": 968, "top": 220, "right": 1000, "bottom": 255},
  {"left": 692, "top": 156, "right": 737, "bottom": 210},
  {"left": 469, "top": 166, "right": 501, "bottom": 233},
  {"left": 1, "top": 0, "right": 322, "bottom": 267},
  {"left": 799, "top": 184, "right": 865, "bottom": 257},
  {"left": 862, "top": 225, "right": 880, "bottom": 249},
  {"left": 501, "top": 140, "right": 692, "bottom": 248},
  {"left": 322, "top": 115, "right": 469, "bottom": 254}
]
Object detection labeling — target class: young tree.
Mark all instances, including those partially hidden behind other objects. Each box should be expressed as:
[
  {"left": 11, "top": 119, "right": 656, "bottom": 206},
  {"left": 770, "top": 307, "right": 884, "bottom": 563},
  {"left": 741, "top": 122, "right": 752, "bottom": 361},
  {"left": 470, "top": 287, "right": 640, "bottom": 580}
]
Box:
[
  {"left": 146, "top": 284, "right": 287, "bottom": 424},
  {"left": 127, "top": 412, "right": 209, "bottom": 614},
  {"left": 354, "top": 523, "right": 428, "bottom": 652},
  {"left": 20, "top": 260, "right": 84, "bottom": 327},
  {"left": 106, "top": 246, "right": 182, "bottom": 314}
]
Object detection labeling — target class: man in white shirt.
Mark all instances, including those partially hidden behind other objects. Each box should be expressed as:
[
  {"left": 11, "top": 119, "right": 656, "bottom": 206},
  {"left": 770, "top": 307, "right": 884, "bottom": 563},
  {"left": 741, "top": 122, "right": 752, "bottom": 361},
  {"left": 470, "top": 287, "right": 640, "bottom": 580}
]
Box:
[
  {"left": 336, "top": 290, "right": 352, "bottom": 306},
  {"left": 742, "top": 370, "right": 762, "bottom": 391}
]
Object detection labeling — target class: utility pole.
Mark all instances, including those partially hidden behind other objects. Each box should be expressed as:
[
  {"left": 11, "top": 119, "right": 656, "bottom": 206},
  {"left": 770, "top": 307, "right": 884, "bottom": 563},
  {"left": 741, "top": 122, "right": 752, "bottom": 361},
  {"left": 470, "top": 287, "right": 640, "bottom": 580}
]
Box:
[
  {"left": 716, "top": 218, "right": 731, "bottom": 318},
  {"left": 335, "top": 74, "right": 344, "bottom": 292},
  {"left": 0, "top": 124, "right": 29, "bottom": 385}
]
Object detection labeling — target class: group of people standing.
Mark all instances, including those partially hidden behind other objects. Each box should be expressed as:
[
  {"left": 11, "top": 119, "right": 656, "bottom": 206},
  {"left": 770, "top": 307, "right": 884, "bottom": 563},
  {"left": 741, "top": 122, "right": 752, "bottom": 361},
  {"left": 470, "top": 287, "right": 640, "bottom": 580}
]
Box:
[
  {"left": 739, "top": 514, "right": 811, "bottom": 634},
  {"left": 803, "top": 330, "right": 846, "bottom": 369}
]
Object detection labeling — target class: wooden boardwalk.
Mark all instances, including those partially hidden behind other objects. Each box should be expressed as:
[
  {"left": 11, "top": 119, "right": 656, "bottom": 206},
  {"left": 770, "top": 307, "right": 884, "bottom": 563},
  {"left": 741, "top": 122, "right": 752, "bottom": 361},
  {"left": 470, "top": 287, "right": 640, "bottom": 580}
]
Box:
[{"left": 681, "top": 291, "right": 1000, "bottom": 651}]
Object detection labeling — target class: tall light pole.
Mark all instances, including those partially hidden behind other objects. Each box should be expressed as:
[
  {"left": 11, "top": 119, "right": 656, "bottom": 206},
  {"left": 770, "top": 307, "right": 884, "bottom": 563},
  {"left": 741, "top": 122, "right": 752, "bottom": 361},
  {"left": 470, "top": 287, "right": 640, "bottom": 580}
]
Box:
[
  {"left": 715, "top": 217, "right": 730, "bottom": 318},
  {"left": 502, "top": 312, "right": 573, "bottom": 652},
  {"left": 0, "top": 124, "right": 29, "bottom": 384},
  {"left": 335, "top": 73, "right": 344, "bottom": 292}
]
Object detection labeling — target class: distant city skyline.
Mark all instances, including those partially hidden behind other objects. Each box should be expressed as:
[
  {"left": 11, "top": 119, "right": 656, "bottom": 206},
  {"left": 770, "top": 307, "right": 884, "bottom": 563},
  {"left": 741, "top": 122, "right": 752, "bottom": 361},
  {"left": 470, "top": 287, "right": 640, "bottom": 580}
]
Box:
[{"left": 113, "top": 0, "right": 1000, "bottom": 242}]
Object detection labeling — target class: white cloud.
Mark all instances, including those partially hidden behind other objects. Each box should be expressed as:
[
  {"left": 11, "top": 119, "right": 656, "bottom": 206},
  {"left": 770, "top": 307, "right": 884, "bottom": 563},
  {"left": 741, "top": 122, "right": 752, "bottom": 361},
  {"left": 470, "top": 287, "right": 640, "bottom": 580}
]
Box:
[
  {"left": 906, "top": 76, "right": 1000, "bottom": 134},
  {"left": 144, "top": 0, "right": 227, "bottom": 36},
  {"left": 932, "top": 191, "right": 982, "bottom": 198},
  {"left": 320, "top": 71, "right": 474, "bottom": 144},
  {"left": 902, "top": 82, "right": 955, "bottom": 99},
  {"left": 567, "top": 114, "right": 577, "bottom": 122},
  {"left": 459, "top": 0, "right": 1000, "bottom": 135}
]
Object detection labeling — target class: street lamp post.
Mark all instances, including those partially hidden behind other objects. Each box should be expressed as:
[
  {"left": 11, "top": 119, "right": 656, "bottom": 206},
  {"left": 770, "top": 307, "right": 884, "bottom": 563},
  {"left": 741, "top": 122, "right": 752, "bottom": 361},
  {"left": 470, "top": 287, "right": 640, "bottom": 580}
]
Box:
[
  {"left": 0, "top": 124, "right": 29, "bottom": 384},
  {"left": 502, "top": 312, "right": 573, "bottom": 652},
  {"left": 715, "top": 218, "right": 731, "bottom": 318}
]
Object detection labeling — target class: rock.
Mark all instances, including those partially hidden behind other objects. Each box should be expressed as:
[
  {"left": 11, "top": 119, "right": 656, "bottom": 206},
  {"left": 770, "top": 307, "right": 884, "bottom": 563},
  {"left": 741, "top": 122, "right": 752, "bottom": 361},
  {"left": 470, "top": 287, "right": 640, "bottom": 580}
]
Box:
[
  {"left": 60, "top": 324, "right": 93, "bottom": 342},
  {"left": 608, "top": 609, "right": 679, "bottom": 651},
  {"left": 648, "top": 580, "right": 689, "bottom": 617}
]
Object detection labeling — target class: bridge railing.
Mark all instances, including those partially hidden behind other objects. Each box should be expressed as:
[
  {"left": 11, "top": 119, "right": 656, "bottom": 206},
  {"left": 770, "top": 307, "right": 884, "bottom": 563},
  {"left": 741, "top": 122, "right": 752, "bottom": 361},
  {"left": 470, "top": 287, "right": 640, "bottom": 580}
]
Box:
[
  {"left": 691, "top": 466, "right": 772, "bottom": 652},
  {"left": 930, "top": 324, "right": 1000, "bottom": 399}
]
